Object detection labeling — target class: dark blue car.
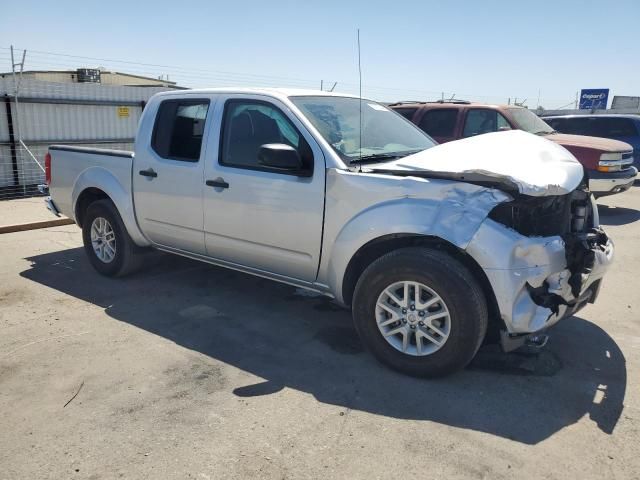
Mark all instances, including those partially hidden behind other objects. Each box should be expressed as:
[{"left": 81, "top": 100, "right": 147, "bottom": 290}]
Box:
[{"left": 544, "top": 114, "right": 640, "bottom": 170}]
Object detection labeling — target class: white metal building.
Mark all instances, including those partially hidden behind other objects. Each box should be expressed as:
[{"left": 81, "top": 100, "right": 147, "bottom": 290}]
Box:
[
  {"left": 0, "top": 69, "right": 178, "bottom": 88},
  {"left": 0, "top": 76, "right": 176, "bottom": 199}
]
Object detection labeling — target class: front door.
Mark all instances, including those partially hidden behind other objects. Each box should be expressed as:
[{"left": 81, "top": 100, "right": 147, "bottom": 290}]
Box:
[
  {"left": 133, "top": 97, "right": 213, "bottom": 254},
  {"left": 202, "top": 95, "right": 325, "bottom": 282}
]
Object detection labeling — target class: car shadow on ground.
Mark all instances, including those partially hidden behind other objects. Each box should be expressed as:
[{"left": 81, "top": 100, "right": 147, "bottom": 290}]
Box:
[
  {"left": 598, "top": 203, "right": 640, "bottom": 226},
  {"left": 20, "top": 247, "right": 626, "bottom": 445}
]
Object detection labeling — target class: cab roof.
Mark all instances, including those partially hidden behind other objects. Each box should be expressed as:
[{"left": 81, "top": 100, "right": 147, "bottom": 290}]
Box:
[
  {"left": 153, "top": 87, "right": 360, "bottom": 101},
  {"left": 542, "top": 113, "right": 640, "bottom": 119},
  {"left": 388, "top": 100, "right": 525, "bottom": 110}
]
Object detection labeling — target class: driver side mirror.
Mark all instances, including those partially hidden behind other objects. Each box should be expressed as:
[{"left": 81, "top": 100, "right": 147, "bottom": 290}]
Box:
[{"left": 258, "top": 143, "right": 303, "bottom": 173}]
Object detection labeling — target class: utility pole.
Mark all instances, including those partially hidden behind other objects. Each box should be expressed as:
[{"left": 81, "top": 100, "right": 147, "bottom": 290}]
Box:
[
  {"left": 574, "top": 91, "right": 579, "bottom": 109},
  {"left": 320, "top": 80, "right": 323, "bottom": 91}
]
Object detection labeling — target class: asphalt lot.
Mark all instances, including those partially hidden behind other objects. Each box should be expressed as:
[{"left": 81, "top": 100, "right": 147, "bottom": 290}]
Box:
[{"left": 1, "top": 187, "right": 639, "bottom": 480}]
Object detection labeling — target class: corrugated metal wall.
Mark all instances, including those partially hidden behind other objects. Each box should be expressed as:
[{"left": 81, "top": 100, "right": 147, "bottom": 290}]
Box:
[
  {"left": 0, "top": 78, "right": 174, "bottom": 199},
  {"left": 16, "top": 102, "right": 142, "bottom": 141}
]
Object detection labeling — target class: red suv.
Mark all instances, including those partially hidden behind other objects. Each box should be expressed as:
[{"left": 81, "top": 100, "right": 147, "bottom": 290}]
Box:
[{"left": 390, "top": 101, "right": 637, "bottom": 197}]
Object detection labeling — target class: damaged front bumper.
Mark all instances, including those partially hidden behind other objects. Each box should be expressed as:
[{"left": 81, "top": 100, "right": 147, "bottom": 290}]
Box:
[{"left": 466, "top": 194, "right": 613, "bottom": 350}]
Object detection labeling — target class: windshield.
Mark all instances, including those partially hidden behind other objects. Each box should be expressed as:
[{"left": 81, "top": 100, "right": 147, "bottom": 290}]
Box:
[
  {"left": 290, "top": 96, "right": 435, "bottom": 163},
  {"left": 509, "top": 108, "right": 555, "bottom": 134}
]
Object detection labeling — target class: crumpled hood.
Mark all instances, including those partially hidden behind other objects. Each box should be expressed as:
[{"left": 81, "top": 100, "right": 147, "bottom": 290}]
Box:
[{"left": 377, "top": 130, "right": 585, "bottom": 197}]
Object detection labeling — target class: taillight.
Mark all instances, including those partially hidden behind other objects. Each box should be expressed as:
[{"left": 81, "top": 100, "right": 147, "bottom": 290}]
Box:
[{"left": 45, "top": 152, "right": 51, "bottom": 185}]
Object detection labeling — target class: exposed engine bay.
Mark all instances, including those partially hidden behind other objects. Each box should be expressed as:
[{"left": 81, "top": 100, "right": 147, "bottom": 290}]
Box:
[{"left": 488, "top": 181, "right": 610, "bottom": 316}]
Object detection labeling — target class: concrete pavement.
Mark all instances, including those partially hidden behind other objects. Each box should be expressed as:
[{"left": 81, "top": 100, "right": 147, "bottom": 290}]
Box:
[
  {"left": 0, "top": 196, "right": 74, "bottom": 234},
  {"left": 1, "top": 189, "right": 639, "bottom": 479}
]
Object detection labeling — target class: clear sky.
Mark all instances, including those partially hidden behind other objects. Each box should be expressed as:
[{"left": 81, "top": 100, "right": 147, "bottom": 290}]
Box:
[{"left": 1, "top": 0, "right": 638, "bottom": 108}]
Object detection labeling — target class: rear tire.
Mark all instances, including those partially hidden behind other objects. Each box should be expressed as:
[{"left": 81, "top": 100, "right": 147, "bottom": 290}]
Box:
[
  {"left": 352, "top": 247, "right": 487, "bottom": 377},
  {"left": 82, "top": 199, "right": 144, "bottom": 277}
]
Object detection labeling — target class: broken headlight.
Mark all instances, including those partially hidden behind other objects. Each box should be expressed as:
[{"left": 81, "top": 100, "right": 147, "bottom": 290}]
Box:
[{"left": 489, "top": 182, "right": 593, "bottom": 238}]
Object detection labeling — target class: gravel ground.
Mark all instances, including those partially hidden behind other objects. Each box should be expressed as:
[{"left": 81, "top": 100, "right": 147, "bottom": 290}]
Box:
[{"left": 1, "top": 187, "right": 639, "bottom": 480}]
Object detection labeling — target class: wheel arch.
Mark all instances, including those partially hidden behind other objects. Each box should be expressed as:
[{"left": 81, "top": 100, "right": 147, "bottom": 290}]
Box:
[
  {"left": 341, "top": 234, "right": 504, "bottom": 341},
  {"left": 75, "top": 187, "right": 109, "bottom": 228},
  {"left": 72, "top": 167, "right": 150, "bottom": 247}
]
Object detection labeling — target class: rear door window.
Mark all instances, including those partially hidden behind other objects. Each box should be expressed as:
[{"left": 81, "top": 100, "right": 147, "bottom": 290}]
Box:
[
  {"left": 417, "top": 109, "right": 458, "bottom": 137},
  {"left": 152, "top": 100, "right": 210, "bottom": 161}
]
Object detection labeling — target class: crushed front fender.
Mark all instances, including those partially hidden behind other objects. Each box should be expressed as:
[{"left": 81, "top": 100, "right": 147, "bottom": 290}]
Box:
[{"left": 466, "top": 218, "right": 613, "bottom": 335}]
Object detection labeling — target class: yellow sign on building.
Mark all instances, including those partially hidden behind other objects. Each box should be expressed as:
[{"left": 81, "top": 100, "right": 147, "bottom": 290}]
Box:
[{"left": 117, "top": 106, "right": 130, "bottom": 118}]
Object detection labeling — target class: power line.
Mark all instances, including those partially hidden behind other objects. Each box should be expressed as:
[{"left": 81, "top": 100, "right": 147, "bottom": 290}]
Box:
[{"left": 0, "top": 46, "right": 577, "bottom": 107}]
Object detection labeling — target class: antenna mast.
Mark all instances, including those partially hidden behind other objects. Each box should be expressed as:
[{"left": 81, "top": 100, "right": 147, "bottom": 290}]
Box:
[{"left": 357, "top": 29, "right": 363, "bottom": 168}]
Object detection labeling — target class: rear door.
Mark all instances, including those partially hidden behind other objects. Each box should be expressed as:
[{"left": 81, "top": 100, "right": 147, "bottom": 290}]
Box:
[
  {"left": 133, "top": 97, "right": 215, "bottom": 254},
  {"left": 201, "top": 95, "right": 325, "bottom": 282},
  {"left": 415, "top": 108, "right": 459, "bottom": 143}
]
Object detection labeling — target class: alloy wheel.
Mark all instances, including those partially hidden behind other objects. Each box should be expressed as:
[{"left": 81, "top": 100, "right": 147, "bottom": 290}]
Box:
[
  {"left": 375, "top": 281, "right": 451, "bottom": 356},
  {"left": 90, "top": 216, "right": 117, "bottom": 263}
]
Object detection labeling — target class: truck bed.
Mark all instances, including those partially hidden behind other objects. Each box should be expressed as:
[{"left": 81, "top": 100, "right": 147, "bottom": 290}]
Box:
[{"left": 48, "top": 145, "right": 134, "bottom": 222}]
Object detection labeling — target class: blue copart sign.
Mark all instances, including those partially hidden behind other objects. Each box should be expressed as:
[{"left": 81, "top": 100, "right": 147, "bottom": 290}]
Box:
[{"left": 579, "top": 89, "right": 609, "bottom": 109}]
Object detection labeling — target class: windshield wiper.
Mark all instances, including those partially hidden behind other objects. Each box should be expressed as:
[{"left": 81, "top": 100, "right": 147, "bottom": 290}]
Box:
[
  {"left": 350, "top": 149, "right": 423, "bottom": 164},
  {"left": 533, "top": 130, "right": 556, "bottom": 135}
]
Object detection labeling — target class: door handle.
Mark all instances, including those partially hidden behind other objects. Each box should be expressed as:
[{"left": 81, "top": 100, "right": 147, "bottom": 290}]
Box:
[
  {"left": 206, "top": 179, "right": 229, "bottom": 189},
  {"left": 139, "top": 168, "right": 158, "bottom": 178}
]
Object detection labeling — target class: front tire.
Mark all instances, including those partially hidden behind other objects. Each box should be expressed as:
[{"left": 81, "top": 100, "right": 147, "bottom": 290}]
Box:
[
  {"left": 352, "top": 247, "right": 487, "bottom": 377},
  {"left": 82, "top": 199, "right": 143, "bottom": 277}
]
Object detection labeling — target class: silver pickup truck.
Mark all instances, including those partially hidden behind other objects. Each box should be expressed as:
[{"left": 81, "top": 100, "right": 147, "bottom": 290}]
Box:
[{"left": 44, "top": 88, "right": 613, "bottom": 377}]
